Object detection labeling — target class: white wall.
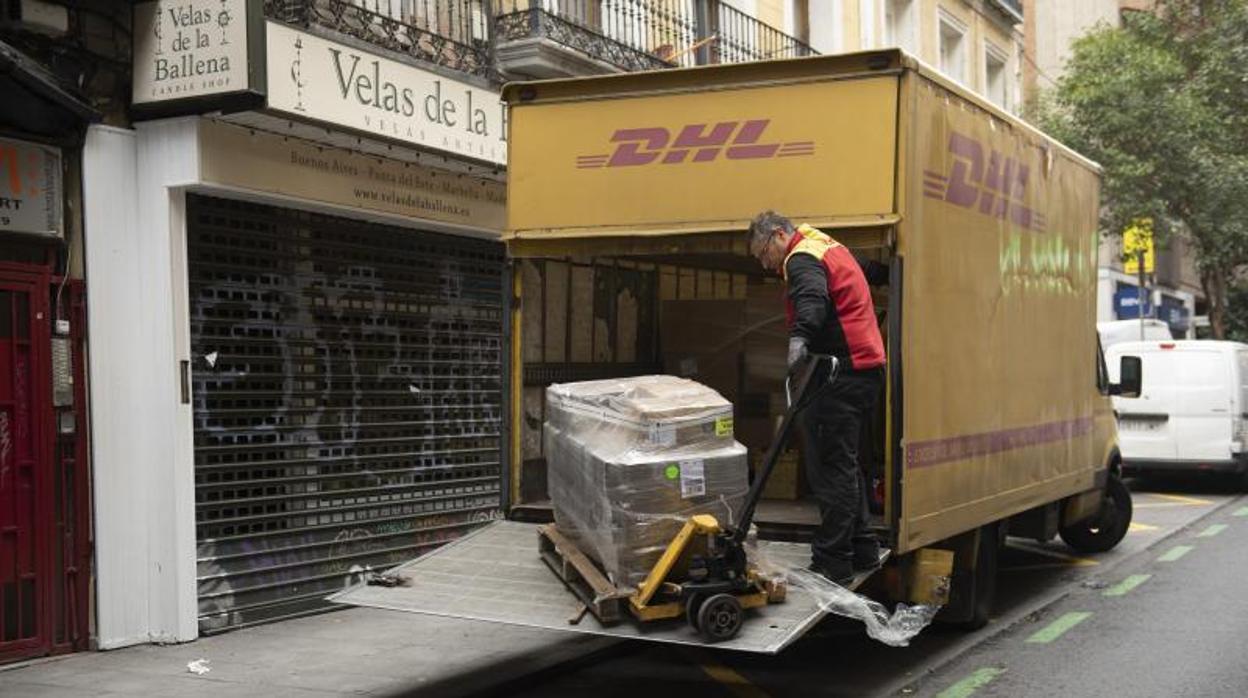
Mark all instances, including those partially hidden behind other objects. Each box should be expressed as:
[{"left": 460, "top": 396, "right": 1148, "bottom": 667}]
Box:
[
  {"left": 809, "top": 0, "right": 843, "bottom": 53},
  {"left": 1032, "top": 0, "right": 1120, "bottom": 93},
  {"left": 84, "top": 119, "right": 201, "bottom": 648}
]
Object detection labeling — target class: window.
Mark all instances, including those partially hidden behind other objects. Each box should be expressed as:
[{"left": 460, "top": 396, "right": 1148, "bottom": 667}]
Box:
[
  {"left": 939, "top": 11, "right": 967, "bottom": 85},
  {"left": 884, "top": 0, "right": 916, "bottom": 52},
  {"left": 1097, "top": 338, "right": 1109, "bottom": 395},
  {"left": 985, "top": 42, "right": 1008, "bottom": 109}
]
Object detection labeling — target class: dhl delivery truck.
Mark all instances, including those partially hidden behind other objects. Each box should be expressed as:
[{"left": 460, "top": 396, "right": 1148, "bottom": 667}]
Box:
[{"left": 335, "top": 50, "right": 1143, "bottom": 648}]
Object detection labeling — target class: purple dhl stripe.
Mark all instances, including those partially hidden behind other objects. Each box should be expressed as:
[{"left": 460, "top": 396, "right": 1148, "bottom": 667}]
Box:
[{"left": 905, "top": 417, "right": 1095, "bottom": 470}]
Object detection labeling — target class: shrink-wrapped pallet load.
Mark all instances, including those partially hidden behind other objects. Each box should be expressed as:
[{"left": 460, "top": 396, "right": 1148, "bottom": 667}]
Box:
[{"left": 544, "top": 376, "right": 748, "bottom": 589}]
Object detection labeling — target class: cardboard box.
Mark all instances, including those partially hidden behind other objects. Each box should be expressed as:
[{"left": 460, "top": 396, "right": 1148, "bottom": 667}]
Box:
[
  {"left": 545, "top": 377, "right": 748, "bottom": 589},
  {"left": 739, "top": 416, "right": 805, "bottom": 501},
  {"left": 661, "top": 300, "right": 746, "bottom": 401}
]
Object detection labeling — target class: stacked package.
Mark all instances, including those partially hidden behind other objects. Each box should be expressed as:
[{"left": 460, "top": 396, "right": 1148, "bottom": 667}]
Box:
[{"left": 545, "top": 376, "right": 748, "bottom": 589}]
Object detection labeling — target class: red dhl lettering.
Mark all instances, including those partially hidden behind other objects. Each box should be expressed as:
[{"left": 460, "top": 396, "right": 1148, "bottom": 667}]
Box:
[
  {"left": 923, "top": 131, "right": 1047, "bottom": 232},
  {"left": 574, "top": 120, "right": 815, "bottom": 169}
]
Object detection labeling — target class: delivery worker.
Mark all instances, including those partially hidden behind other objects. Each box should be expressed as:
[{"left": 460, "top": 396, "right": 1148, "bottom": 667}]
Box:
[{"left": 748, "top": 210, "right": 887, "bottom": 585}]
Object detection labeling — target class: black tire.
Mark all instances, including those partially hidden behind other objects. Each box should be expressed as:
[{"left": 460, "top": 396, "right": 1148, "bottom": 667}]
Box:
[
  {"left": 685, "top": 593, "right": 705, "bottom": 632},
  {"left": 1059, "top": 476, "right": 1133, "bottom": 554},
  {"left": 697, "top": 594, "right": 744, "bottom": 643},
  {"left": 962, "top": 522, "right": 999, "bottom": 631}
]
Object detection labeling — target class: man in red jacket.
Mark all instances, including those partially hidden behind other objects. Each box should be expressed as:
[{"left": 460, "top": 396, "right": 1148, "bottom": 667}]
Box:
[{"left": 748, "top": 210, "right": 886, "bottom": 585}]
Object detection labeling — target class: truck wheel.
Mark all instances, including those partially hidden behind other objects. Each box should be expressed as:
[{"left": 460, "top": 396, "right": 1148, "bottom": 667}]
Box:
[
  {"left": 935, "top": 523, "right": 999, "bottom": 630},
  {"left": 962, "top": 522, "right": 999, "bottom": 631},
  {"left": 1059, "top": 476, "right": 1132, "bottom": 553},
  {"left": 697, "top": 594, "right": 744, "bottom": 642}
]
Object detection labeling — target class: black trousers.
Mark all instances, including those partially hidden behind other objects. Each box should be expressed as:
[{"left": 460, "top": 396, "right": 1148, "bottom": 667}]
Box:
[{"left": 799, "top": 366, "right": 883, "bottom": 566}]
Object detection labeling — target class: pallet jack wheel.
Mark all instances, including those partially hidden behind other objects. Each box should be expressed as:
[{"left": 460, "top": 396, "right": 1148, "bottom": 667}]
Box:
[
  {"left": 685, "top": 593, "right": 706, "bottom": 631},
  {"left": 696, "top": 594, "right": 744, "bottom": 642}
]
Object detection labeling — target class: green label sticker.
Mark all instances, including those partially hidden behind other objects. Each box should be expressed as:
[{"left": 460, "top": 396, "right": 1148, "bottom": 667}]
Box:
[
  {"left": 715, "top": 417, "right": 734, "bottom": 437},
  {"left": 664, "top": 464, "right": 680, "bottom": 480}
]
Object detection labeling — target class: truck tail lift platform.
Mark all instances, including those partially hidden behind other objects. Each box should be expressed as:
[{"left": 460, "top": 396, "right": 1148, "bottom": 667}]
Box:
[{"left": 331, "top": 357, "right": 888, "bottom": 652}]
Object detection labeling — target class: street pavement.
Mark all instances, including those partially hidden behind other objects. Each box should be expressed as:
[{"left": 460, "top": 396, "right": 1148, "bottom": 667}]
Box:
[
  {"left": 0, "top": 479, "right": 1238, "bottom": 697},
  {"left": 0, "top": 607, "right": 617, "bottom": 697}
]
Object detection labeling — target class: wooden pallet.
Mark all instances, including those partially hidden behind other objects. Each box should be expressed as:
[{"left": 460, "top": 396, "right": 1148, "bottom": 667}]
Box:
[{"left": 537, "top": 524, "right": 632, "bottom": 625}]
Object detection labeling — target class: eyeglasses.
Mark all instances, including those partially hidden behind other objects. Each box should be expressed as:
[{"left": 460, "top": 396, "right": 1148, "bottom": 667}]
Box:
[{"left": 750, "top": 230, "right": 779, "bottom": 265}]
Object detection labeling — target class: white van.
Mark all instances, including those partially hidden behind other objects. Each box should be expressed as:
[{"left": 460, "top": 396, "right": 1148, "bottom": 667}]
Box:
[
  {"left": 1106, "top": 340, "right": 1248, "bottom": 480},
  {"left": 1098, "top": 319, "right": 1172, "bottom": 349}
]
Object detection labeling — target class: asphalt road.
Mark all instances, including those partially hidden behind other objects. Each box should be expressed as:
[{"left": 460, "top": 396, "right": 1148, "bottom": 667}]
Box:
[
  {"left": 500, "top": 479, "right": 1244, "bottom": 698},
  {"left": 910, "top": 483, "right": 1248, "bottom": 697}
]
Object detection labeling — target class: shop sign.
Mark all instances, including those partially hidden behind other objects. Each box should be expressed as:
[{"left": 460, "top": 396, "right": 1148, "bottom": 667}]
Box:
[
  {"left": 133, "top": 0, "right": 254, "bottom": 104},
  {"left": 0, "top": 137, "right": 62, "bottom": 237},
  {"left": 1159, "top": 295, "right": 1190, "bottom": 332},
  {"left": 198, "top": 120, "right": 505, "bottom": 232},
  {"left": 1122, "top": 218, "right": 1155, "bottom": 274},
  {"left": 1113, "top": 283, "right": 1152, "bottom": 319},
  {"left": 265, "top": 21, "right": 507, "bottom": 166}
]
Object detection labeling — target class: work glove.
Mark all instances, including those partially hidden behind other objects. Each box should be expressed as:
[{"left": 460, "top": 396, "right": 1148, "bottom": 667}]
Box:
[{"left": 787, "top": 337, "right": 809, "bottom": 376}]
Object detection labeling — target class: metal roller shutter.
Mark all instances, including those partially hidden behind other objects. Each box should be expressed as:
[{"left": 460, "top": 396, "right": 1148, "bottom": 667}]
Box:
[{"left": 187, "top": 194, "right": 504, "bottom": 632}]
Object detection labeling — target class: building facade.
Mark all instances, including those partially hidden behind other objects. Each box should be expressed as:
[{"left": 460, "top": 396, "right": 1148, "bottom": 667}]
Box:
[
  {"left": 800, "top": 0, "right": 1024, "bottom": 114},
  {"left": 71, "top": 0, "right": 815, "bottom": 654},
  {"left": 0, "top": 0, "right": 126, "bottom": 664},
  {"left": 1022, "top": 0, "right": 1200, "bottom": 338},
  {"left": 4, "top": 0, "right": 1036, "bottom": 662}
]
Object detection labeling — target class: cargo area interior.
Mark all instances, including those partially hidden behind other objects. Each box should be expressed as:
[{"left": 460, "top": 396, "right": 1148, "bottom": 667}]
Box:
[{"left": 511, "top": 229, "right": 896, "bottom": 543}]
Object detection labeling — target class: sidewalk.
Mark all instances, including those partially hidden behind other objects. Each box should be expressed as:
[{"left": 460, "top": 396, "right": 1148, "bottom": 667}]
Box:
[{"left": 0, "top": 607, "right": 618, "bottom": 697}]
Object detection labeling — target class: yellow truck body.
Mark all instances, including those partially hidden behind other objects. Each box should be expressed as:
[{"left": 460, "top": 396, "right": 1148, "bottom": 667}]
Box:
[{"left": 501, "top": 50, "right": 1122, "bottom": 582}]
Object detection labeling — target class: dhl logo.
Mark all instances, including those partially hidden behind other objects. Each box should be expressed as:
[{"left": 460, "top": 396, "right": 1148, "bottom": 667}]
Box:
[
  {"left": 923, "top": 132, "right": 1047, "bottom": 232},
  {"left": 576, "top": 119, "right": 815, "bottom": 169}
]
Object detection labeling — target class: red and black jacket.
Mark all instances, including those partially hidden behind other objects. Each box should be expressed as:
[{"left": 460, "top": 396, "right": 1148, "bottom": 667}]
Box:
[{"left": 782, "top": 225, "right": 886, "bottom": 372}]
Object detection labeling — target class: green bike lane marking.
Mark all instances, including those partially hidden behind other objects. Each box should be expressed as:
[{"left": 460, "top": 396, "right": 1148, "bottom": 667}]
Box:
[
  {"left": 1197, "top": 523, "right": 1228, "bottom": 538},
  {"left": 935, "top": 667, "right": 1006, "bottom": 698},
  {"left": 1103, "top": 574, "right": 1151, "bottom": 597},
  {"left": 1026, "top": 611, "right": 1092, "bottom": 644},
  {"left": 1157, "top": 545, "right": 1193, "bottom": 562},
  {"left": 1233, "top": 507, "right": 1248, "bottom": 517}
]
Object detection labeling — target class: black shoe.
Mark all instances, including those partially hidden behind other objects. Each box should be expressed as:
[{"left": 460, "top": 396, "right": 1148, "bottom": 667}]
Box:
[
  {"left": 852, "top": 540, "right": 882, "bottom": 572},
  {"left": 808, "top": 559, "right": 855, "bottom": 586}
]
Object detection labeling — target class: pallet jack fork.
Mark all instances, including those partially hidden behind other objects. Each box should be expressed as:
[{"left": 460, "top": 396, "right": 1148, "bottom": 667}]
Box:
[{"left": 540, "top": 355, "right": 861, "bottom": 643}]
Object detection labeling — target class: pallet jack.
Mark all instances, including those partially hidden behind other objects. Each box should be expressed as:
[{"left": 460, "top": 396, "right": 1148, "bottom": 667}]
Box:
[{"left": 538, "top": 354, "right": 877, "bottom": 643}]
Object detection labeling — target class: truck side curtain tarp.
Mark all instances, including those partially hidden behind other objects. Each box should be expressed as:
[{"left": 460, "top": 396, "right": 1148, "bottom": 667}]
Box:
[{"left": 899, "top": 74, "right": 1104, "bottom": 550}]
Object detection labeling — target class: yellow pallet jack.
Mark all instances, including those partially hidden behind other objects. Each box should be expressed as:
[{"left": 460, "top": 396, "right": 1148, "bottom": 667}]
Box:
[{"left": 539, "top": 355, "right": 858, "bottom": 643}]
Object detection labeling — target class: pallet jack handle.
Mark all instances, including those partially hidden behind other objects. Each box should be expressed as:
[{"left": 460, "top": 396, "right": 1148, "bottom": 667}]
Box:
[{"left": 729, "top": 354, "right": 839, "bottom": 547}]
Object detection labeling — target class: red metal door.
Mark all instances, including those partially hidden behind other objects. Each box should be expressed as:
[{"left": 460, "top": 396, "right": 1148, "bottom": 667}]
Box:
[{"left": 0, "top": 272, "right": 51, "bottom": 661}]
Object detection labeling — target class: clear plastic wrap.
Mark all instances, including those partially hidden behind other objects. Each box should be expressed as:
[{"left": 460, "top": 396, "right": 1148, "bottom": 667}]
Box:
[
  {"left": 545, "top": 376, "right": 748, "bottom": 590},
  {"left": 749, "top": 536, "right": 942, "bottom": 647}
]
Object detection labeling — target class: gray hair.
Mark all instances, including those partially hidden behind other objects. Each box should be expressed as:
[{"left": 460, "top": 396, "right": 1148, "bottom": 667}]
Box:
[{"left": 748, "top": 210, "right": 794, "bottom": 249}]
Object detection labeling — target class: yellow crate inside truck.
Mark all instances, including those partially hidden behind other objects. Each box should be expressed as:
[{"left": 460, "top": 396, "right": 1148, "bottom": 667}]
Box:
[{"left": 503, "top": 49, "right": 1140, "bottom": 627}]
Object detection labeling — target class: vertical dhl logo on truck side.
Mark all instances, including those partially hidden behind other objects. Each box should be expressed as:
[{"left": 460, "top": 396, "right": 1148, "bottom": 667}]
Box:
[
  {"left": 575, "top": 119, "right": 815, "bottom": 169},
  {"left": 923, "top": 132, "right": 1048, "bottom": 232}
]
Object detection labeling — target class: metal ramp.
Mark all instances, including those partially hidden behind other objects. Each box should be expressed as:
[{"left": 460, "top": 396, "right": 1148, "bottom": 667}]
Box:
[{"left": 330, "top": 520, "right": 837, "bottom": 654}]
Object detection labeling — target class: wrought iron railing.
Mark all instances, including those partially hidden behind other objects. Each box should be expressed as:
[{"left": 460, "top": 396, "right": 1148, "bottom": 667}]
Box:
[
  {"left": 265, "top": 0, "right": 494, "bottom": 78},
  {"left": 493, "top": 0, "right": 815, "bottom": 73}
]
